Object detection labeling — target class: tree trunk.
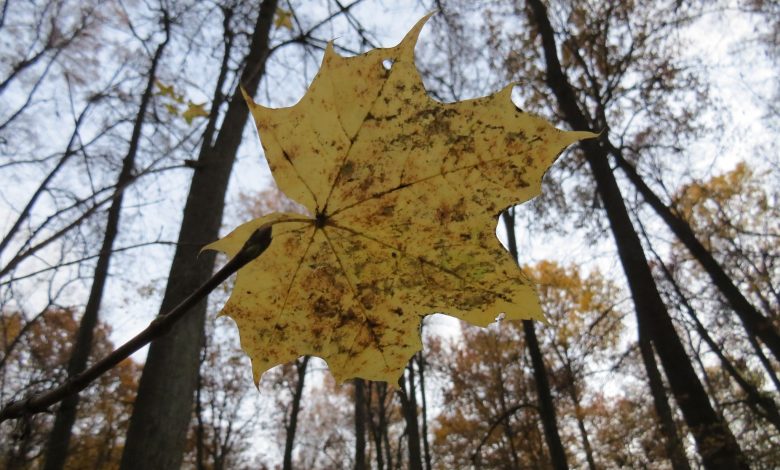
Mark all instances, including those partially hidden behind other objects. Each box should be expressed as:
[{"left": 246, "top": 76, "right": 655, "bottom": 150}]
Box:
[
  {"left": 609, "top": 144, "right": 780, "bottom": 363},
  {"left": 42, "top": 15, "right": 170, "bottom": 470},
  {"left": 366, "top": 382, "right": 385, "bottom": 470},
  {"left": 283, "top": 356, "right": 310, "bottom": 470},
  {"left": 398, "top": 362, "right": 423, "bottom": 470},
  {"left": 638, "top": 329, "right": 692, "bottom": 470},
  {"left": 523, "top": 320, "right": 569, "bottom": 470},
  {"left": 379, "top": 382, "right": 394, "bottom": 470},
  {"left": 525, "top": 1, "right": 749, "bottom": 467},
  {"left": 195, "top": 363, "right": 206, "bottom": 470},
  {"left": 560, "top": 360, "right": 597, "bottom": 470},
  {"left": 119, "top": 2, "right": 277, "bottom": 469},
  {"left": 573, "top": 405, "right": 597, "bottom": 470},
  {"left": 502, "top": 211, "right": 567, "bottom": 469},
  {"left": 415, "top": 353, "right": 432, "bottom": 470},
  {"left": 354, "top": 379, "right": 367, "bottom": 470}
]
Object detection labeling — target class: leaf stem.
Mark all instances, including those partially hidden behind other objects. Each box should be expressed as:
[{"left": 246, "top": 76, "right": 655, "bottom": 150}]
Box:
[{"left": 0, "top": 226, "right": 272, "bottom": 424}]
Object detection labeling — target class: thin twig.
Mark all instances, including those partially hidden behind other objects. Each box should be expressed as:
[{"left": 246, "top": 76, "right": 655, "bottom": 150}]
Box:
[
  {"left": 0, "top": 226, "right": 273, "bottom": 423},
  {"left": 471, "top": 403, "right": 538, "bottom": 467}
]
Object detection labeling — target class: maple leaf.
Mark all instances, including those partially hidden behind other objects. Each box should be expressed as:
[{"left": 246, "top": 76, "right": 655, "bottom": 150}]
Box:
[
  {"left": 206, "top": 14, "right": 594, "bottom": 384},
  {"left": 182, "top": 101, "right": 209, "bottom": 124},
  {"left": 274, "top": 8, "right": 293, "bottom": 30},
  {"left": 155, "top": 80, "right": 176, "bottom": 98}
]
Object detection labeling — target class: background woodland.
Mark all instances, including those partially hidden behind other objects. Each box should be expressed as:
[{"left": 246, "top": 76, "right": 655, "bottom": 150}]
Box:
[{"left": 0, "top": 0, "right": 778, "bottom": 468}]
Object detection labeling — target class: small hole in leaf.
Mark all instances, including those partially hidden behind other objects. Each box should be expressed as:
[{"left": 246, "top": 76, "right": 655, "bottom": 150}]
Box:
[{"left": 382, "top": 59, "right": 395, "bottom": 70}]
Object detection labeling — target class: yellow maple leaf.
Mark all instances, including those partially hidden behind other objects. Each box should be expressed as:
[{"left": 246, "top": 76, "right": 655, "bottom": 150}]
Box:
[
  {"left": 155, "top": 80, "right": 176, "bottom": 97},
  {"left": 163, "top": 103, "right": 179, "bottom": 116},
  {"left": 274, "top": 8, "right": 293, "bottom": 30},
  {"left": 206, "top": 14, "right": 595, "bottom": 384},
  {"left": 182, "top": 101, "right": 209, "bottom": 124}
]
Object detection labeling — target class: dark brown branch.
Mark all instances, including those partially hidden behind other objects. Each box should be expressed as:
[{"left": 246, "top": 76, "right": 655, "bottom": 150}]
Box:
[
  {"left": 0, "top": 226, "right": 272, "bottom": 424},
  {"left": 470, "top": 403, "right": 539, "bottom": 467}
]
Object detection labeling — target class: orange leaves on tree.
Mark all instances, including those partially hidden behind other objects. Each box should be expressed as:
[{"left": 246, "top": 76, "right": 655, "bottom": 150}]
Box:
[{"left": 205, "top": 14, "right": 595, "bottom": 383}]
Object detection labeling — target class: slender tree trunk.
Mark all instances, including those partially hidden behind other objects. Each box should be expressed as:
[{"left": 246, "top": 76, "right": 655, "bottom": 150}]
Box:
[
  {"left": 523, "top": 320, "right": 569, "bottom": 470},
  {"left": 195, "top": 366, "right": 206, "bottom": 470},
  {"left": 41, "top": 16, "right": 170, "bottom": 470},
  {"left": 638, "top": 330, "right": 692, "bottom": 470},
  {"left": 502, "top": 211, "right": 567, "bottom": 469},
  {"left": 525, "top": 1, "right": 749, "bottom": 467},
  {"left": 378, "top": 383, "right": 394, "bottom": 470},
  {"left": 609, "top": 144, "right": 780, "bottom": 363},
  {"left": 354, "top": 379, "right": 367, "bottom": 470},
  {"left": 366, "top": 382, "right": 384, "bottom": 470},
  {"left": 119, "top": 3, "right": 277, "bottom": 469},
  {"left": 560, "top": 362, "right": 597, "bottom": 470},
  {"left": 415, "top": 353, "right": 432, "bottom": 470},
  {"left": 573, "top": 407, "right": 597, "bottom": 470},
  {"left": 283, "top": 356, "right": 310, "bottom": 470},
  {"left": 398, "top": 363, "right": 423, "bottom": 470}
]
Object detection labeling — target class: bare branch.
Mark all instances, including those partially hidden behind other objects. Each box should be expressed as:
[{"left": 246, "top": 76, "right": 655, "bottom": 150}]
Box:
[{"left": 0, "top": 225, "right": 272, "bottom": 423}]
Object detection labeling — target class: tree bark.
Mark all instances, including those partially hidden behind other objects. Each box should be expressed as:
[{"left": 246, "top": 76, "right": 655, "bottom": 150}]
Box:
[
  {"left": 638, "top": 329, "right": 693, "bottom": 470},
  {"left": 502, "top": 211, "right": 567, "bottom": 469},
  {"left": 195, "top": 362, "right": 206, "bottom": 470},
  {"left": 379, "top": 383, "right": 394, "bottom": 470},
  {"left": 119, "top": 2, "right": 277, "bottom": 469},
  {"left": 560, "top": 360, "right": 597, "bottom": 470},
  {"left": 523, "top": 320, "right": 569, "bottom": 470},
  {"left": 398, "top": 363, "right": 423, "bottom": 470},
  {"left": 283, "top": 356, "right": 310, "bottom": 470},
  {"left": 524, "top": 1, "right": 749, "bottom": 467},
  {"left": 365, "top": 382, "right": 384, "bottom": 470},
  {"left": 415, "top": 353, "right": 432, "bottom": 470},
  {"left": 41, "top": 15, "right": 170, "bottom": 470},
  {"left": 354, "top": 379, "right": 367, "bottom": 470}
]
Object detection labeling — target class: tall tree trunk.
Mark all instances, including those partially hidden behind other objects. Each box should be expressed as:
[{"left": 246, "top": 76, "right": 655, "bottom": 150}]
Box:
[
  {"left": 195, "top": 359, "right": 206, "bottom": 470},
  {"left": 119, "top": 2, "right": 277, "bottom": 469},
  {"left": 366, "top": 382, "right": 385, "bottom": 470},
  {"left": 416, "top": 353, "right": 432, "bottom": 470},
  {"left": 524, "top": 1, "right": 749, "bottom": 467},
  {"left": 502, "top": 211, "right": 568, "bottom": 469},
  {"left": 560, "top": 361, "right": 597, "bottom": 470},
  {"left": 283, "top": 356, "right": 310, "bottom": 470},
  {"left": 41, "top": 15, "right": 171, "bottom": 470},
  {"left": 354, "top": 379, "right": 367, "bottom": 470},
  {"left": 379, "top": 382, "right": 394, "bottom": 470},
  {"left": 572, "top": 403, "right": 597, "bottom": 470},
  {"left": 398, "top": 362, "right": 423, "bottom": 470},
  {"left": 523, "top": 320, "right": 569, "bottom": 470},
  {"left": 638, "top": 329, "right": 693, "bottom": 470},
  {"left": 609, "top": 144, "right": 780, "bottom": 363}
]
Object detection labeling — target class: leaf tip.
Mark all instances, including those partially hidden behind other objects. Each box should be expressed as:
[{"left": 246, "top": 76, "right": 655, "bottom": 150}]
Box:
[
  {"left": 323, "top": 40, "right": 338, "bottom": 59},
  {"left": 239, "top": 85, "right": 253, "bottom": 106},
  {"left": 199, "top": 239, "right": 221, "bottom": 256},
  {"left": 395, "top": 12, "right": 435, "bottom": 59}
]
